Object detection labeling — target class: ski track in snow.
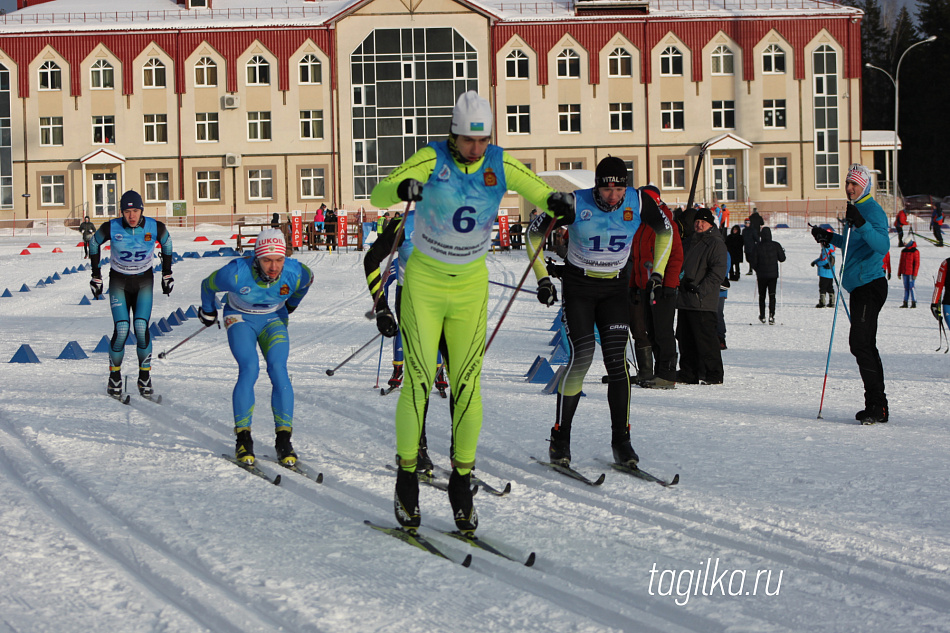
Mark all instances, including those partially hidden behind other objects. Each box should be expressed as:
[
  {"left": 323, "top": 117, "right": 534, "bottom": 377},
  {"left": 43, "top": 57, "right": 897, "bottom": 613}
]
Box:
[{"left": 1, "top": 225, "right": 949, "bottom": 633}]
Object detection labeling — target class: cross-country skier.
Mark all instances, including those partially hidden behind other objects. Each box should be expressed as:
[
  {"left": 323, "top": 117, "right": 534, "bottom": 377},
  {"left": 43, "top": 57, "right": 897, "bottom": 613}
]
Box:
[
  {"left": 79, "top": 215, "right": 96, "bottom": 259},
  {"left": 370, "top": 90, "right": 569, "bottom": 534},
  {"left": 197, "top": 229, "right": 313, "bottom": 467},
  {"left": 88, "top": 190, "right": 174, "bottom": 399},
  {"left": 527, "top": 156, "right": 674, "bottom": 468},
  {"left": 811, "top": 164, "right": 890, "bottom": 424}
]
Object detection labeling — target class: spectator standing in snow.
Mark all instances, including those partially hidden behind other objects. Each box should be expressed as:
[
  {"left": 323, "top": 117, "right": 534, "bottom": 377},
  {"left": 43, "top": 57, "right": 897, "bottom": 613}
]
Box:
[
  {"left": 810, "top": 163, "right": 890, "bottom": 424},
  {"left": 811, "top": 240, "right": 836, "bottom": 308},
  {"left": 79, "top": 215, "right": 96, "bottom": 258},
  {"left": 742, "top": 218, "right": 758, "bottom": 275},
  {"left": 724, "top": 224, "right": 744, "bottom": 281},
  {"left": 897, "top": 240, "right": 920, "bottom": 308},
  {"left": 753, "top": 227, "right": 786, "bottom": 324},
  {"left": 324, "top": 208, "right": 338, "bottom": 250}
]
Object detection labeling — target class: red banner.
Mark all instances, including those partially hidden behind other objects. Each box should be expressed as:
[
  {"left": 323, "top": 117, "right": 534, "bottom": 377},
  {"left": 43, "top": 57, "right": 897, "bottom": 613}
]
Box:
[
  {"left": 290, "top": 210, "right": 303, "bottom": 248},
  {"left": 497, "top": 214, "right": 510, "bottom": 248},
  {"left": 337, "top": 213, "right": 348, "bottom": 247}
]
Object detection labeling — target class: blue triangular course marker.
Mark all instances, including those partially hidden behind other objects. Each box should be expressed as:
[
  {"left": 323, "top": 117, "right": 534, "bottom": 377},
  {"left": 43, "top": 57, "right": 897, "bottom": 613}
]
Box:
[
  {"left": 527, "top": 358, "right": 555, "bottom": 384},
  {"left": 63, "top": 268, "right": 72, "bottom": 275},
  {"left": 549, "top": 329, "right": 562, "bottom": 347},
  {"left": 167, "top": 312, "right": 182, "bottom": 326},
  {"left": 9, "top": 344, "right": 40, "bottom": 363},
  {"left": 79, "top": 295, "right": 92, "bottom": 305},
  {"left": 35, "top": 280, "right": 46, "bottom": 288},
  {"left": 93, "top": 335, "right": 111, "bottom": 352},
  {"left": 71, "top": 266, "right": 78, "bottom": 273},
  {"left": 175, "top": 307, "right": 187, "bottom": 321},
  {"left": 158, "top": 317, "right": 172, "bottom": 333},
  {"left": 45, "top": 276, "right": 54, "bottom": 284},
  {"left": 549, "top": 344, "right": 571, "bottom": 365},
  {"left": 149, "top": 322, "right": 163, "bottom": 339},
  {"left": 53, "top": 272, "right": 62, "bottom": 280},
  {"left": 57, "top": 341, "right": 88, "bottom": 360},
  {"left": 2, "top": 288, "right": 12, "bottom": 297},
  {"left": 525, "top": 355, "right": 545, "bottom": 379},
  {"left": 77, "top": 264, "right": 86, "bottom": 272},
  {"left": 184, "top": 305, "right": 199, "bottom": 318},
  {"left": 549, "top": 308, "right": 563, "bottom": 330},
  {"left": 102, "top": 257, "right": 109, "bottom": 265},
  {"left": 125, "top": 331, "right": 138, "bottom": 346},
  {"left": 19, "top": 284, "right": 30, "bottom": 292},
  {"left": 542, "top": 365, "right": 565, "bottom": 394}
]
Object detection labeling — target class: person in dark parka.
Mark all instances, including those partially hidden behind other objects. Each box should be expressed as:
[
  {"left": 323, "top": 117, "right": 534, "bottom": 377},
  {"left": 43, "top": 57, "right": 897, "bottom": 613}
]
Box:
[
  {"left": 753, "top": 227, "right": 786, "bottom": 324},
  {"left": 724, "top": 224, "right": 744, "bottom": 281},
  {"left": 742, "top": 219, "right": 758, "bottom": 275}
]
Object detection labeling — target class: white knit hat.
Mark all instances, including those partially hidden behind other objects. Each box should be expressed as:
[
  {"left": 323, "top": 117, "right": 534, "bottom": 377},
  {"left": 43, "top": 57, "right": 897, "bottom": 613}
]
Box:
[
  {"left": 254, "top": 228, "right": 287, "bottom": 258},
  {"left": 845, "top": 164, "right": 872, "bottom": 198},
  {"left": 451, "top": 91, "right": 493, "bottom": 137}
]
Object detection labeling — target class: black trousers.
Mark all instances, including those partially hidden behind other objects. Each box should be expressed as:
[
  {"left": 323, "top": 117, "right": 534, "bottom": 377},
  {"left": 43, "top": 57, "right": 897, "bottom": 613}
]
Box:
[
  {"left": 635, "top": 288, "right": 678, "bottom": 381},
  {"left": 849, "top": 277, "right": 888, "bottom": 408},
  {"left": 676, "top": 310, "right": 723, "bottom": 383},
  {"left": 757, "top": 276, "right": 777, "bottom": 318}
]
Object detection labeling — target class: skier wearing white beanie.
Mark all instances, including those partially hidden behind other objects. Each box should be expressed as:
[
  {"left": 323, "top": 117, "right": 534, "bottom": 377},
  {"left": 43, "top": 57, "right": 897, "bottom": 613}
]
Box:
[{"left": 370, "top": 90, "right": 575, "bottom": 535}]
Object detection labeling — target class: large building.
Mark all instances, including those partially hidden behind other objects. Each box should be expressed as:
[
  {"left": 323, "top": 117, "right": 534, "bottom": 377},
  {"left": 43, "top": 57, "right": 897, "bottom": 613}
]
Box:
[{"left": 0, "top": 0, "right": 864, "bottom": 223}]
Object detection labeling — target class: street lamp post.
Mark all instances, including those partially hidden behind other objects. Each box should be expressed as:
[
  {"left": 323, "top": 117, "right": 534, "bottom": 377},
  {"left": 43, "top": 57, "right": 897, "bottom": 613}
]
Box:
[{"left": 865, "top": 35, "right": 937, "bottom": 222}]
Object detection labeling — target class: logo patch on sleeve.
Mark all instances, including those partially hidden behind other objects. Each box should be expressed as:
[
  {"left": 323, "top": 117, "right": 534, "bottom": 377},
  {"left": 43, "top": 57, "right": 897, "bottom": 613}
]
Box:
[{"left": 279, "top": 284, "right": 290, "bottom": 295}]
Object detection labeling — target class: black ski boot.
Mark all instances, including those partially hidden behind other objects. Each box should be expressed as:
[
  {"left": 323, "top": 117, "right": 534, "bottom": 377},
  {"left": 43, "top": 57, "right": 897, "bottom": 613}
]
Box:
[
  {"left": 857, "top": 404, "right": 889, "bottom": 424},
  {"left": 394, "top": 465, "right": 421, "bottom": 529},
  {"left": 612, "top": 435, "right": 640, "bottom": 468},
  {"left": 447, "top": 468, "right": 478, "bottom": 534},
  {"left": 388, "top": 364, "right": 403, "bottom": 388},
  {"left": 275, "top": 429, "right": 297, "bottom": 466},
  {"left": 137, "top": 369, "right": 152, "bottom": 397},
  {"left": 107, "top": 369, "right": 123, "bottom": 397},
  {"left": 548, "top": 426, "right": 571, "bottom": 466},
  {"left": 235, "top": 429, "right": 255, "bottom": 465},
  {"left": 416, "top": 437, "right": 433, "bottom": 474}
]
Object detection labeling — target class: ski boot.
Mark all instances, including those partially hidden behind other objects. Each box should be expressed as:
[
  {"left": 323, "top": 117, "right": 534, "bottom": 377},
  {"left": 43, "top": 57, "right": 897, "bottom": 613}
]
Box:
[
  {"left": 107, "top": 369, "right": 123, "bottom": 398},
  {"left": 611, "top": 437, "right": 640, "bottom": 468},
  {"left": 434, "top": 365, "right": 448, "bottom": 398},
  {"left": 137, "top": 369, "right": 152, "bottom": 397},
  {"left": 275, "top": 428, "right": 297, "bottom": 467},
  {"left": 235, "top": 428, "right": 255, "bottom": 465},
  {"left": 548, "top": 426, "right": 571, "bottom": 466},
  {"left": 416, "top": 439, "right": 433, "bottom": 474},
  {"left": 857, "top": 404, "right": 889, "bottom": 425},
  {"left": 388, "top": 364, "right": 403, "bottom": 388},
  {"left": 448, "top": 468, "right": 478, "bottom": 534},
  {"left": 393, "top": 463, "right": 421, "bottom": 530}
]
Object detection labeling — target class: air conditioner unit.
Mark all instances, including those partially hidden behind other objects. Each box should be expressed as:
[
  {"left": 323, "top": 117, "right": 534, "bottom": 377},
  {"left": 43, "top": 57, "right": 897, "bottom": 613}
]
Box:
[
  {"left": 221, "top": 95, "right": 240, "bottom": 109},
  {"left": 224, "top": 153, "right": 241, "bottom": 168}
]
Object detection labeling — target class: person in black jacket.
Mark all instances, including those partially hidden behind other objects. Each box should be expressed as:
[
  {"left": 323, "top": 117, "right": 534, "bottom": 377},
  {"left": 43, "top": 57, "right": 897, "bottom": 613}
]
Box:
[
  {"left": 741, "top": 219, "right": 758, "bottom": 275},
  {"left": 79, "top": 215, "right": 96, "bottom": 259},
  {"left": 753, "top": 227, "right": 786, "bottom": 324},
  {"left": 324, "top": 208, "right": 338, "bottom": 250},
  {"left": 724, "top": 224, "right": 744, "bottom": 281}
]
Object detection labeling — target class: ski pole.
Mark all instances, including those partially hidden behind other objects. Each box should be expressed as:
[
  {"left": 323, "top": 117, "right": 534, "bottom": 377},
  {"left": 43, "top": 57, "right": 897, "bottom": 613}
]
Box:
[
  {"left": 326, "top": 332, "right": 383, "bottom": 376},
  {"left": 365, "top": 201, "right": 411, "bottom": 320},
  {"left": 489, "top": 279, "right": 539, "bottom": 295},
  {"left": 375, "top": 333, "right": 385, "bottom": 388},
  {"left": 157, "top": 322, "right": 213, "bottom": 359},
  {"left": 817, "top": 222, "right": 853, "bottom": 419},
  {"left": 485, "top": 216, "right": 559, "bottom": 352}
]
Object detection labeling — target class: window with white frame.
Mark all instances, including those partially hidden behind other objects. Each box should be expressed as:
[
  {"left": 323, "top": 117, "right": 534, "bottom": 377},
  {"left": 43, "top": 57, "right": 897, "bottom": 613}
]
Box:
[
  {"left": 300, "top": 110, "right": 324, "bottom": 140},
  {"left": 763, "top": 99, "right": 786, "bottom": 129},
  {"left": 143, "top": 58, "right": 166, "bottom": 88},
  {"left": 712, "top": 100, "right": 735, "bottom": 129},
  {"left": 660, "top": 47, "right": 683, "bottom": 76},
  {"left": 39, "top": 61, "right": 62, "bottom": 91},
  {"left": 248, "top": 169, "right": 273, "bottom": 200},
  {"left": 661, "top": 158, "right": 686, "bottom": 189},
  {"left": 763, "top": 44, "right": 786, "bottom": 74},
  {"left": 40, "top": 117, "right": 64, "bottom": 146},
  {"left": 196, "top": 112, "right": 219, "bottom": 142},
  {"left": 91, "top": 60, "right": 114, "bottom": 89},
  {"left": 144, "top": 114, "right": 168, "bottom": 143},
  {"left": 300, "top": 168, "right": 326, "bottom": 199},
  {"left": 194, "top": 57, "right": 217, "bottom": 87},
  {"left": 608, "top": 48, "right": 632, "bottom": 77},
  {"left": 506, "top": 50, "right": 529, "bottom": 79},
  {"left": 763, "top": 156, "right": 788, "bottom": 187},
  {"left": 813, "top": 45, "right": 839, "bottom": 189},
  {"left": 247, "top": 55, "right": 270, "bottom": 86},
  {"left": 196, "top": 170, "right": 221, "bottom": 201},
  {"left": 660, "top": 102, "right": 684, "bottom": 130},
  {"left": 247, "top": 111, "right": 272, "bottom": 141},
  {"left": 40, "top": 174, "right": 65, "bottom": 205},
  {"left": 144, "top": 172, "right": 170, "bottom": 202},
  {"left": 558, "top": 104, "right": 581, "bottom": 133},
  {"left": 558, "top": 161, "right": 583, "bottom": 170},
  {"left": 609, "top": 102, "right": 633, "bottom": 132},
  {"left": 92, "top": 115, "right": 115, "bottom": 144},
  {"left": 711, "top": 45, "right": 734, "bottom": 75},
  {"left": 299, "top": 54, "right": 322, "bottom": 84},
  {"left": 557, "top": 49, "right": 581, "bottom": 79},
  {"left": 506, "top": 105, "right": 530, "bottom": 134}
]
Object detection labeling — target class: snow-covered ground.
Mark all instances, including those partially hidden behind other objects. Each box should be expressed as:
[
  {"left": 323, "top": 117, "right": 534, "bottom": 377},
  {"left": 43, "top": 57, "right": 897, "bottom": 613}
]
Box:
[{"left": 1, "top": 224, "right": 948, "bottom": 633}]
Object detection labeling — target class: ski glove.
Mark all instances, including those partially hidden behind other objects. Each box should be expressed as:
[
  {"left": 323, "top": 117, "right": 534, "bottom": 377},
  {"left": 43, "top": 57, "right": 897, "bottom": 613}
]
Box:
[
  {"left": 545, "top": 258, "right": 565, "bottom": 279},
  {"left": 396, "top": 179, "right": 424, "bottom": 202},
  {"left": 90, "top": 275, "right": 103, "bottom": 298},
  {"left": 933, "top": 304, "right": 943, "bottom": 320},
  {"left": 645, "top": 272, "right": 664, "bottom": 305},
  {"left": 161, "top": 275, "right": 174, "bottom": 295},
  {"left": 681, "top": 280, "right": 700, "bottom": 295},
  {"left": 845, "top": 203, "right": 866, "bottom": 228},
  {"left": 286, "top": 304, "right": 297, "bottom": 315},
  {"left": 811, "top": 261, "right": 817, "bottom": 267},
  {"left": 537, "top": 277, "right": 558, "bottom": 307},
  {"left": 811, "top": 226, "right": 833, "bottom": 245},
  {"left": 546, "top": 192, "right": 575, "bottom": 224},
  {"left": 197, "top": 307, "right": 218, "bottom": 327},
  {"left": 375, "top": 305, "right": 398, "bottom": 338}
]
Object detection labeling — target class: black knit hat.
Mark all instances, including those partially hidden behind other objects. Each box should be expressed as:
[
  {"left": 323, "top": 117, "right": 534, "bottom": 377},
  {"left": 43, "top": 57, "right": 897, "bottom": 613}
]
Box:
[
  {"left": 694, "top": 208, "right": 716, "bottom": 226},
  {"left": 119, "top": 190, "right": 144, "bottom": 212},
  {"left": 595, "top": 156, "right": 628, "bottom": 187}
]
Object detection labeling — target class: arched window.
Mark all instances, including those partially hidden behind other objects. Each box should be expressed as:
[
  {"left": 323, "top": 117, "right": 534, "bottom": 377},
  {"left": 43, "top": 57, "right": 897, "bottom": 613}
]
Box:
[
  {"left": 299, "top": 54, "right": 322, "bottom": 84},
  {"left": 506, "top": 50, "right": 529, "bottom": 80},
  {"left": 247, "top": 55, "right": 270, "bottom": 86},
  {"left": 660, "top": 46, "right": 683, "bottom": 76},
  {"left": 557, "top": 49, "right": 581, "bottom": 79},
  {"left": 195, "top": 57, "right": 217, "bottom": 87},
  {"left": 143, "top": 58, "right": 166, "bottom": 88},
  {"left": 607, "top": 48, "right": 632, "bottom": 78},
  {"left": 763, "top": 44, "right": 786, "bottom": 74},
  {"left": 711, "top": 45, "right": 734, "bottom": 75},
  {"left": 91, "top": 60, "right": 114, "bottom": 89},
  {"left": 39, "top": 61, "right": 62, "bottom": 91}
]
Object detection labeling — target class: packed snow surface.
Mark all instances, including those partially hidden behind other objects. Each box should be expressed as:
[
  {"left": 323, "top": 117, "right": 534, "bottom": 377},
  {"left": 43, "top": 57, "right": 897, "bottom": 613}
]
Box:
[{"left": 1, "top": 225, "right": 948, "bottom": 633}]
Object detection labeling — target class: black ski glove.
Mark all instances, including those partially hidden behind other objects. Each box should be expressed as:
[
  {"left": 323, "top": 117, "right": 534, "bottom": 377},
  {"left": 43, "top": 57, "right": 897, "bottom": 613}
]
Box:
[
  {"left": 90, "top": 275, "right": 103, "bottom": 298},
  {"left": 846, "top": 203, "right": 866, "bottom": 228},
  {"left": 198, "top": 307, "right": 218, "bottom": 327},
  {"left": 545, "top": 258, "right": 565, "bottom": 279},
  {"left": 811, "top": 261, "right": 817, "bottom": 267},
  {"left": 933, "top": 304, "right": 943, "bottom": 320},
  {"left": 811, "top": 226, "right": 833, "bottom": 245},
  {"left": 375, "top": 305, "right": 398, "bottom": 337},
  {"left": 161, "top": 275, "right": 174, "bottom": 295},
  {"left": 396, "top": 179, "right": 424, "bottom": 202},
  {"left": 546, "top": 192, "right": 575, "bottom": 224},
  {"left": 537, "top": 277, "right": 558, "bottom": 307},
  {"left": 286, "top": 304, "right": 297, "bottom": 315},
  {"left": 681, "top": 280, "right": 699, "bottom": 295}
]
